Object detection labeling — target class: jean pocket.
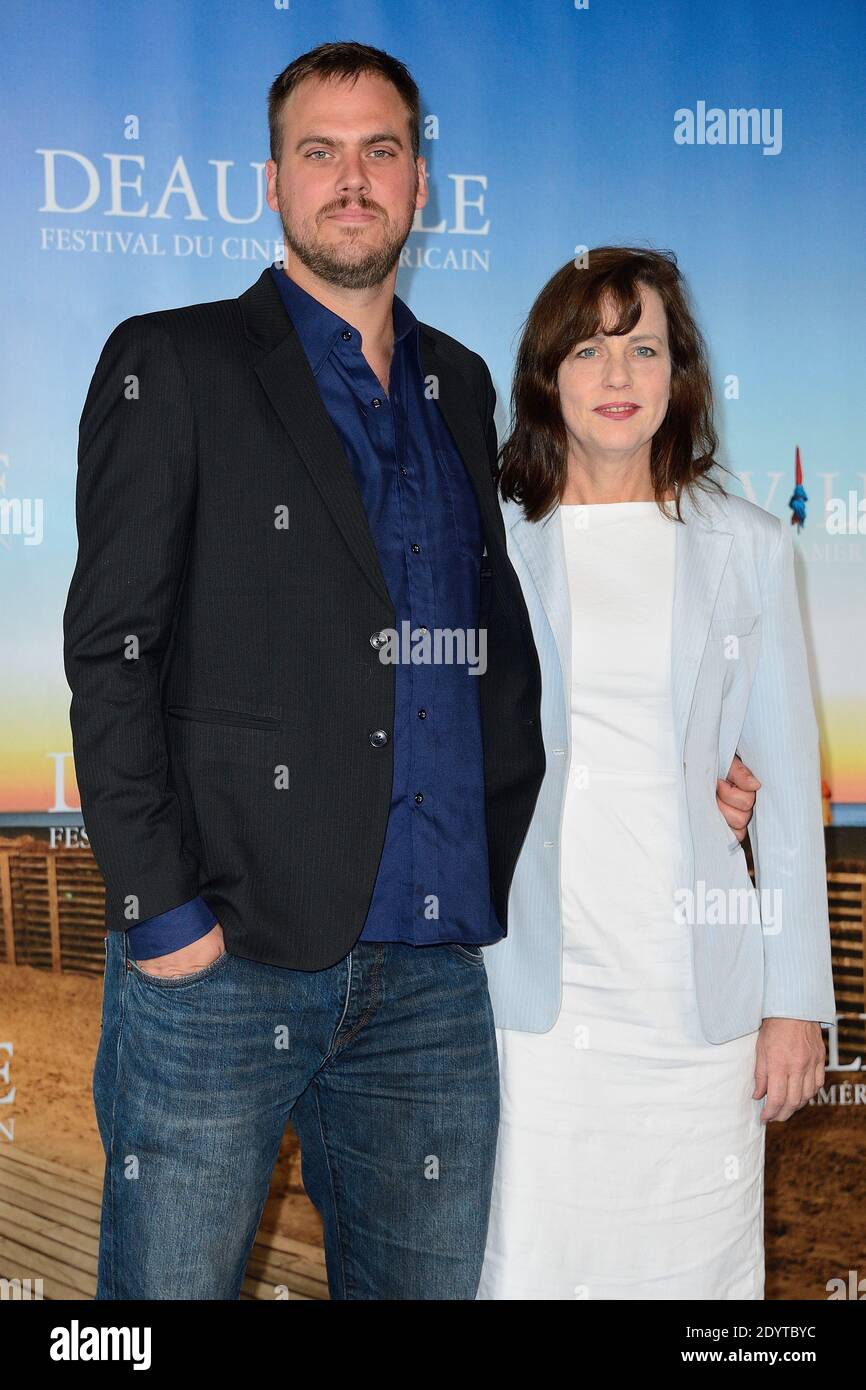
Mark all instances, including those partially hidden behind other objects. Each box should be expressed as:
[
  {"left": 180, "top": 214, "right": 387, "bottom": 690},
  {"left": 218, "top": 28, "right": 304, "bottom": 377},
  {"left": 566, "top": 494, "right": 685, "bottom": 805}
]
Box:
[
  {"left": 127, "top": 949, "right": 232, "bottom": 989},
  {"left": 445, "top": 942, "right": 486, "bottom": 965}
]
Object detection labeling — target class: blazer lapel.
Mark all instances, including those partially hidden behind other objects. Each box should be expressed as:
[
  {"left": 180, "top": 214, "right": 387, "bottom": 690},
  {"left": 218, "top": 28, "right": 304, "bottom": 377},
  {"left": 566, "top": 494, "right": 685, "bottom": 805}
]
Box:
[
  {"left": 671, "top": 486, "right": 733, "bottom": 758},
  {"left": 508, "top": 503, "right": 572, "bottom": 712},
  {"left": 240, "top": 269, "right": 510, "bottom": 612},
  {"left": 418, "top": 333, "right": 505, "bottom": 557},
  {"left": 241, "top": 270, "right": 393, "bottom": 612},
  {"left": 506, "top": 485, "right": 733, "bottom": 763}
]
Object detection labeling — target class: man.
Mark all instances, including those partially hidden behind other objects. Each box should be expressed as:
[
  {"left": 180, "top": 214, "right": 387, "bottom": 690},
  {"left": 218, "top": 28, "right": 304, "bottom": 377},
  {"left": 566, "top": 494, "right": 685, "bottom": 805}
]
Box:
[{"left": 64, "top": 41, "right": 756, "bottom": 1300}]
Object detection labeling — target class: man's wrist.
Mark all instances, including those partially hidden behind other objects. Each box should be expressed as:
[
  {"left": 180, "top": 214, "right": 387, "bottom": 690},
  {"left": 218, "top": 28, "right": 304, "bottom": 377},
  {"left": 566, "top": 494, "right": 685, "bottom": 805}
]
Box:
[{"left": 126, "top": 896, "right": 218, "bottom": 960}]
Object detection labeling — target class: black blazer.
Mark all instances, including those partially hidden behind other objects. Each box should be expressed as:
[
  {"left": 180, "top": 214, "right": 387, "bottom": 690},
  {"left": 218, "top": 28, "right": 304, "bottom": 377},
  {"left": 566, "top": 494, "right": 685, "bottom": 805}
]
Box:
[{"left": 63, "top": 268, "right": 546, "bottom": 969}]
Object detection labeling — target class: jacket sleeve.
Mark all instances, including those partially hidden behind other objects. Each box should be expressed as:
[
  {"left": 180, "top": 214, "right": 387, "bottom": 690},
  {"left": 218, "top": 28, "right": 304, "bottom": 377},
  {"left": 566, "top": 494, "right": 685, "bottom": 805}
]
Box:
[
  {"left": 736, "top": 516, "right": 837, "bottom": 1026},
  {"left": 63, "top": 314, "right": 204, "bottom": 932}
]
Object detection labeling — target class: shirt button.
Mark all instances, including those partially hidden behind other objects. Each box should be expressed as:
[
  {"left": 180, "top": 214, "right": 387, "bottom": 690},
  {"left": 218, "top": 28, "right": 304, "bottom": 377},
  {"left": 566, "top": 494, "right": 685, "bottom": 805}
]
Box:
[
  {"left": 417, "top": 708, "right": 427, "bottom": 719},
  {"left": 341, "top": 329, "right": 352, "bottom": 341},
  {"left": 369, "top": 729, "right": 389, "bottom": 748},
  {"left": 414, "top": 792, "right": 424, "bottom": 804}
]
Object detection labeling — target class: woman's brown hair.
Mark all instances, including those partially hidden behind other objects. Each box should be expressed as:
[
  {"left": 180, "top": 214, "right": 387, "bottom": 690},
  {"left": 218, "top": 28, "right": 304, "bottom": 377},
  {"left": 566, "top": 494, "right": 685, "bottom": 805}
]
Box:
[{"left": 497, "top": 246, "right": 727, "bottom": 522}]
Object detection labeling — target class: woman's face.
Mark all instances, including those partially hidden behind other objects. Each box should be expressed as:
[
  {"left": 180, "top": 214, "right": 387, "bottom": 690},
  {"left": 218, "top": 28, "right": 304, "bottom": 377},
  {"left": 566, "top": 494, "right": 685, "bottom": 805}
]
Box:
[{"left": 556, "top": 284, "right": 672, "bottom": 466}]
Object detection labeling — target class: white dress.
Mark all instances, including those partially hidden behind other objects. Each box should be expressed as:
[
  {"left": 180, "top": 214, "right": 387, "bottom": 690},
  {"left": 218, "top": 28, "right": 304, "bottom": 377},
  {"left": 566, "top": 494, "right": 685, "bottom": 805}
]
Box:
[{"left": 477, "top": 501, "right": 765, "bottom": 1301}]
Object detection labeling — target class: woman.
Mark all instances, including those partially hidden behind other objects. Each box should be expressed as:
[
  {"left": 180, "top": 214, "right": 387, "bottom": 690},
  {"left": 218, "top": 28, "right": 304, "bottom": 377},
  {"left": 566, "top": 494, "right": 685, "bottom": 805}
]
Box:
[{"left": 477, "top": 247, "right": 836, "bottom": 1300}]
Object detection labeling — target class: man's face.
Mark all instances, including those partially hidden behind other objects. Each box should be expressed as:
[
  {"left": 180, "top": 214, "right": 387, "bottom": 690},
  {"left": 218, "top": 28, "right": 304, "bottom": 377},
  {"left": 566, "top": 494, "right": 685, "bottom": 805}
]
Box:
[{"left": 266, "top": 72, "right": 428, "bottom": 290}]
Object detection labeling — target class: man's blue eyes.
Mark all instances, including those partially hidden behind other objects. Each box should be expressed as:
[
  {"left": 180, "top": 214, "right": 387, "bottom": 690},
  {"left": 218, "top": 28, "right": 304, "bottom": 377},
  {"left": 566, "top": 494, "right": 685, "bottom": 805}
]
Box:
[{"left": 306, "top": 149, "right": 395, "bottom": 159}]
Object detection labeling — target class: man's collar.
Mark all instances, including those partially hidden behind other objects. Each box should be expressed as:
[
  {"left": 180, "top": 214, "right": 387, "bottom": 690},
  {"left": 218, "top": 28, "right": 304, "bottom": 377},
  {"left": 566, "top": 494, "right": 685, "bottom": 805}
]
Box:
[{"left": 268, "top": 262, "right": 416, "bottom": 375}]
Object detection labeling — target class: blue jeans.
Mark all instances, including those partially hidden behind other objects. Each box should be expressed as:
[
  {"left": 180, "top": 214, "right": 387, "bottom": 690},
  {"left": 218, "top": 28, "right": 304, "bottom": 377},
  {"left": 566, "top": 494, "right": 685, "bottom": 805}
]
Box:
[{"left": 93, "top": 929, "right": 500, "bottom": 1299}]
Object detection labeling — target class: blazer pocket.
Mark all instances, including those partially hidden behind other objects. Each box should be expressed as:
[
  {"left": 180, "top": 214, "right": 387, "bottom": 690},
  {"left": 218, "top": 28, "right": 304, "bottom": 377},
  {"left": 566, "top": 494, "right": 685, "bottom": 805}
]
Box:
[
  {"left": 710, "top": 612, "right": 760, "bottom": 638},
  {"left": 166, "top": 705, "right": 282, "bottom": 729}
]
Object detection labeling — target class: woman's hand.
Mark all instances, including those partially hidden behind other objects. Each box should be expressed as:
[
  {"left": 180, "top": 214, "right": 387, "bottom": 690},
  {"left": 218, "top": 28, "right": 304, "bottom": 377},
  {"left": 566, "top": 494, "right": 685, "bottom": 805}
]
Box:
[
  {"left": 716, "top": 754, "right": 761, "bottom": 841},
  {"left": 753, "top": 1018, "right": 826, "bottom": 1121}
]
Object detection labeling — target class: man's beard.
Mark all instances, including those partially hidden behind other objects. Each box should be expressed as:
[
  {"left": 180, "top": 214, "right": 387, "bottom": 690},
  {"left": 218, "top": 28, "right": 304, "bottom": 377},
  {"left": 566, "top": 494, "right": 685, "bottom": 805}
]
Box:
[{"left": 278, "top": 188, "right": 417, "bottom": 290}]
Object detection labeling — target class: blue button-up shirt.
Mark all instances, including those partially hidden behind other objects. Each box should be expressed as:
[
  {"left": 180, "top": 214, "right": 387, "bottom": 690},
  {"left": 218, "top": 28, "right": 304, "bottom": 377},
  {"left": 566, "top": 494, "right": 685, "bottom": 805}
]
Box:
[{"left": 126, "top": 264, "right": 501, "bottom": 957}]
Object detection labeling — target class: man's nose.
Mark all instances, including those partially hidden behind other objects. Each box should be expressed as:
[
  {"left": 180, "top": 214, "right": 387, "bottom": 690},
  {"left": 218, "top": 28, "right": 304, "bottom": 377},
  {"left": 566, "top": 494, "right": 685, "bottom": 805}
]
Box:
[{"left": 335, "top": 156, "right": 370, "bottom": 199}]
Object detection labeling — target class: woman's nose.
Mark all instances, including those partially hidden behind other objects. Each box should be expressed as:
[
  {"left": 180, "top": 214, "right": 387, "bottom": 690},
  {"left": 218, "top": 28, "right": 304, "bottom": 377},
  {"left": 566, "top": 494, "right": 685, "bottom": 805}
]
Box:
[{"left": 603, "top": 361, "right": 632, "bottom": 387}]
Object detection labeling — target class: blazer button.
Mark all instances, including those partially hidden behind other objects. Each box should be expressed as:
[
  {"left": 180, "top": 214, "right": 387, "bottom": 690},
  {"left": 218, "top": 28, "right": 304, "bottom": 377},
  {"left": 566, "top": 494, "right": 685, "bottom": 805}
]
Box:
[
  {"left": 369, "top": 631, "right": 388, "bottom": 650},
  {"left": 369, "top": 729, "right": 389, "bottom": 747}
]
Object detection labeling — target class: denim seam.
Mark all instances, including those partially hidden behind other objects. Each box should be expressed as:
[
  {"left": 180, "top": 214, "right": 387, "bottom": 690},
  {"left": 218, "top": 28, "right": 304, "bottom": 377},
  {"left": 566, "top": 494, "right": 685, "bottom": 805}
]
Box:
[
  {"left": 311, "top": 1083, "right": 349, "bottom": 1299},
  {"left": 322, "top": 950, "right": 354, "bottom": 1063},
  {"left": 104, "top": 931, "right": 131, "bottom": 1300},
  {"left": 447, "top": 942, "right": 485, "bottom": 964},
  {"left": 332, "top": 946, "right": 384, "bottom": 1053}
]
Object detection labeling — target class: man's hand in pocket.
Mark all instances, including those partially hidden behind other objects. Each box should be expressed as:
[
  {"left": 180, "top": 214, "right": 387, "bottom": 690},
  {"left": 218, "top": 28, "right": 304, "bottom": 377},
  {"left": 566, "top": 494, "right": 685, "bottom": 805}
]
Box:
[{"left": 134, "top": 923, "right": 225, "bottom": 977}]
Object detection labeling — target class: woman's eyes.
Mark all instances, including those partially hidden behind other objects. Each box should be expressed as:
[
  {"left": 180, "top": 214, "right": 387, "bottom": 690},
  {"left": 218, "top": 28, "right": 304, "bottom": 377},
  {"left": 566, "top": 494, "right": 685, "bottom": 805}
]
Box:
[{"left": 576, "top": 346, "right": 656, "bottom": 358}]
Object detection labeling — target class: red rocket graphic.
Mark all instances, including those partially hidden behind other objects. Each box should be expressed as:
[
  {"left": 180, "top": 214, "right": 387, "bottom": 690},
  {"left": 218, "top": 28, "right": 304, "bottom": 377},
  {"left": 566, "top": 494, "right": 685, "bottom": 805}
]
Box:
[{"left": 789, "top": 446, "right": 807, "bottom": 529}]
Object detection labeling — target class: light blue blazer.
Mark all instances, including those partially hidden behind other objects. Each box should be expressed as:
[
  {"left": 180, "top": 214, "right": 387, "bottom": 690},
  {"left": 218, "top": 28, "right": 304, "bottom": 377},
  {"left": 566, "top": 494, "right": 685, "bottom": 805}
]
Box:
[{"left": 485, "top": 477, "right": 837, "bottom": 1044}]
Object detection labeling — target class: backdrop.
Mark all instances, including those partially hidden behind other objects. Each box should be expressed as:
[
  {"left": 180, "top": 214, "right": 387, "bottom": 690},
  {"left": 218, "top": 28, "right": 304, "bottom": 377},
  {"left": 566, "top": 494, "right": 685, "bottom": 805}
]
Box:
[
  {"left": 1, "top": 0, "right": 865, "bottom": 1310},
  {"left": 1, "top": 0, "right": 863, "bottom": 822}
]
